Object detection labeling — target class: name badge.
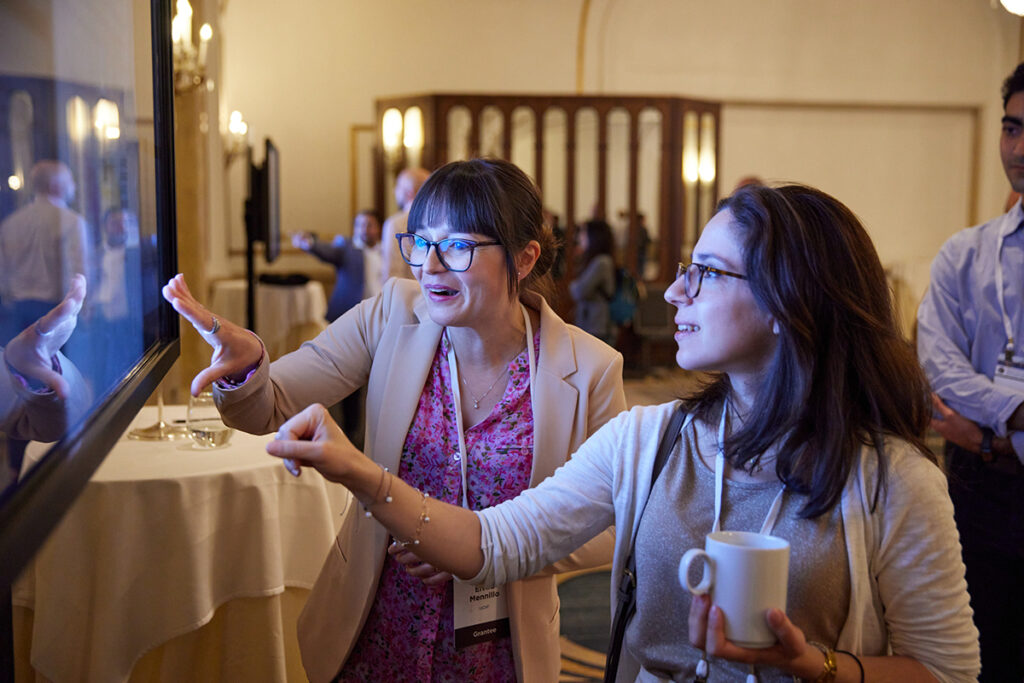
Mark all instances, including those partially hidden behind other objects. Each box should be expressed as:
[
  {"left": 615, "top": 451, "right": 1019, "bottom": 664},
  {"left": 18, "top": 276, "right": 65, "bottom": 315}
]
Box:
[
  {"left": 994, "top": 354, "right": 1024, "bottom": 390},
  {"left": 453, "top": 581, "right": 510, "bottom": 649}
]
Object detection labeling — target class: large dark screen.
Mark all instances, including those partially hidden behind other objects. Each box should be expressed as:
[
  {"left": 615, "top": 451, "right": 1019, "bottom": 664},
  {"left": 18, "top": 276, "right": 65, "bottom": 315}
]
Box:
[
  {"left": 0, "top": 0, "right": 178, "bottom": 589},
  {"left": 247, "top": 138, "right": 280, "bottom": 263}
]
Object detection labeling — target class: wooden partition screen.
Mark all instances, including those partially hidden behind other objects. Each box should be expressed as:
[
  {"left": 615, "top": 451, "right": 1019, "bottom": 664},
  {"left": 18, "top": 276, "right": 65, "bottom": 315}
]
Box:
[{"left": 375, "top": 93, "right": 721, "bottom": 287}]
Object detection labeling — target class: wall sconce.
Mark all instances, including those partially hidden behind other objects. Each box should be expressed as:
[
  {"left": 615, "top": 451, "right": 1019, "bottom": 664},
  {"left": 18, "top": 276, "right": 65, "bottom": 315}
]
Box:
[
  {"left": 382, "top": 107, "right": 404, "bottom": 164},
  {"left": 682, "top": 149, "right": 699, "bottom": 185},
  {"left": 682, "top": 113, "right": 699, "bottom": 186},
  {"left": 172, "top": 0, "right": 212, "bottom": 94},
  {"left": 402, "top": 106, "right": 424, "bottom": 168},
  {"left": 402, "top": 108, "right": 424, "bottom": 149},
  {"left": 93, "top": 98, "right": 121, "bottom": 141},
  {"left": 381, "top": 106, "right": 424, "bottom": 171},
  {"left": 698, "top": 113, "right": 716, "bottom": 184},
  {"left": 224, "top": 109, "right": 249, "bottom": 166},
  {"left": 1001, "top": 0, "right": 1024, "bottom": 16},
  {"left": 67, "top": 96, "right": 91, "bottom": 143}
]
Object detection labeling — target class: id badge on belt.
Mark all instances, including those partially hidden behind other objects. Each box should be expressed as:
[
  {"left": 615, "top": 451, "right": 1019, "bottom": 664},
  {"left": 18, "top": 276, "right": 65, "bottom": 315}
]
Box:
[
  {"left": 453, "top": 580, "right": 510, "bottom": 649},
  {"left": 994, "top": 353, "right": 1024, "bottom": 390}
]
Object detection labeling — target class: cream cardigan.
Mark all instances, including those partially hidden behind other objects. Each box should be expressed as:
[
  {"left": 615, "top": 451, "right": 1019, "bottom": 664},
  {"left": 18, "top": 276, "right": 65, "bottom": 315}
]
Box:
[{"left": 475, "top": 401, "right": 981, "bottom": 682}]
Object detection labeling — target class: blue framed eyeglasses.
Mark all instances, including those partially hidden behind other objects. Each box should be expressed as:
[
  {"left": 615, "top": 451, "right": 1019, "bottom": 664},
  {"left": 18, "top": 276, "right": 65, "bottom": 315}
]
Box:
[
  {"left": 396, "top": 233, "right": 502, "bottom": 272},
  {"left": 675, "top": 261, "right": 747, "bottom": 298}
]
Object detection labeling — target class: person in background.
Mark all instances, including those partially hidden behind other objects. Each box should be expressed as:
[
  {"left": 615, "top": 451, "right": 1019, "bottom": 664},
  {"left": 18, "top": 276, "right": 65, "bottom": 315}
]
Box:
[
  {"left": 380, "top": 167, "right": 430, "bottom": 289},
  {"left": 162, "top": 158, "right": 625, "bottom": 683},
  {"left": 543, "top": 208, "right": 566, "bottom": 281},
  {"left": 269, "top": 183, "right": 979, "bottom": 682},
  {"left": 615, "top": 209, "right": 651, "bottom": 279},
  {"left": 93, "top": 207, "right": 143, "bottom": 388},
  {"left": 916, "top": 60, "right": 1024, "bottom": 682},
  {"left": 635, "top": 212, "right": 651, "bottom": 278},
  {"left": 0, "top": 160, "right": 90, "bottom": 347},
  {"left": 569, "top": 218, "right": 616, "bottom": 345},
  {"left": 292, "top": 209, "right": 383, "bottom": 322},
  {"left": 292, "top": 209, "right": 382, "bottom": 447}
]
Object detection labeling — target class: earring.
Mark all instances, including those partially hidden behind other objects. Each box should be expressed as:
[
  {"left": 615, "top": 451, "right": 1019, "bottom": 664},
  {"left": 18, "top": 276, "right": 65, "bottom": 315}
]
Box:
[{"left": 772, "top": 320, "right": 780, "bottom": 335}]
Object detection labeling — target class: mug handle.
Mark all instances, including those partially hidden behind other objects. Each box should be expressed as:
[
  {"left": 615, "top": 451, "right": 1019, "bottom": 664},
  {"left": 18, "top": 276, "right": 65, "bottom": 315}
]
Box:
[{"left": 679, "top": 549, "right": 714, "bottom": 595}]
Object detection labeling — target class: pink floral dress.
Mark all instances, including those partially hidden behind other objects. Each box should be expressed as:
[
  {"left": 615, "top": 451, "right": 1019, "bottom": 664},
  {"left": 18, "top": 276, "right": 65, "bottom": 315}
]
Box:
[{"left": 339, "top": 331, "right": 541, "bottom": 682}]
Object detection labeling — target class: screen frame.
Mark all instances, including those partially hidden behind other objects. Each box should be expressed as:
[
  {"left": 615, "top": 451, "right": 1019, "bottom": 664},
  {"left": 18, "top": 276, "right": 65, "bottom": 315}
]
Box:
[
  {"left": 0, "top": 0, "right": 179, "bottom": 591},
  {"left": 245, "top": 137, "right": 280, "bottom": 263},
  {"left": 263, "top": 138, "right": 280, "bottom": 263}
]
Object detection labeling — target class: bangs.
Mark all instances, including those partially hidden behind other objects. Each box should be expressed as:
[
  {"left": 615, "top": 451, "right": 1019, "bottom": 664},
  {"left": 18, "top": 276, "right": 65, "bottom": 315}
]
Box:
[{"left": 407, "top": 167, "right": 505, "bottom": 243}]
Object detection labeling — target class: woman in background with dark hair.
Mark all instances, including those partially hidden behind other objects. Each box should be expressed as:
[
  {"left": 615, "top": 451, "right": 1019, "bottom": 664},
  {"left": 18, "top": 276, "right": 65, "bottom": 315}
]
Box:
[
  {"left": 569, "top": 218, "right": 617, "bottom": 344},
  {"left": 267, "top": 183, "right": 979, "bottom": 682},
  {"left": 163, "top": 158, "right": 625, "bottom": 683}
]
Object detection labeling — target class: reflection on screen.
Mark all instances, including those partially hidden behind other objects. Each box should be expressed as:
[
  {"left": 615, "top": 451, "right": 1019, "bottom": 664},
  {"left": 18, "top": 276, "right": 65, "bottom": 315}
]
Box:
[{"left": 0, "top": 0, "right": 160, "bottom": 495}]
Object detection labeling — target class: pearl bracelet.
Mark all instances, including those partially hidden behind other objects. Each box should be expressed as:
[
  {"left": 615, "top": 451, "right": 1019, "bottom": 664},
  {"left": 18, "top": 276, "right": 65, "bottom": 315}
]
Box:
[
  {"left": 399, "top": 491, "right": 431, "bottom": 547},
  {"left": 362, "top": 466, "right": 393, "bottom": 517}
]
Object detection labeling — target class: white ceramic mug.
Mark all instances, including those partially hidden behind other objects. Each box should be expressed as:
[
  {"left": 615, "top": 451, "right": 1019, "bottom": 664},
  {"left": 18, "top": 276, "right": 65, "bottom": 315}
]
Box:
[{"left": 678, "top": 530, "right": 790, "bottom": 648}]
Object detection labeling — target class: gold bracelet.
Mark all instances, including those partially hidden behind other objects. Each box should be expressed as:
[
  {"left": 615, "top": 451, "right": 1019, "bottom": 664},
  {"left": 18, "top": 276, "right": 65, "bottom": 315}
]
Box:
[
  {"left": 400, "top": 491, "right": 431, "bottom": 547},
  {"left": 805, "top": 641, "right": 837, "bottom": 683}
]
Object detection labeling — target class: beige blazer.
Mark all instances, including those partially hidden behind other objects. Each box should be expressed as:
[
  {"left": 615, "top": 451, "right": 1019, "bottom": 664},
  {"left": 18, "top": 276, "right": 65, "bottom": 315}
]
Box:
[{"left": 216, "top": 278, "right": 626, "bottom": 683}]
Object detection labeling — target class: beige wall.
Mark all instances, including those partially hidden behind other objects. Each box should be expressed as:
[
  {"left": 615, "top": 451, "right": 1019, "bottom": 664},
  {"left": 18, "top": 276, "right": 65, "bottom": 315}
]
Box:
[
  {"left": 210, "top": 0, "right": 1021, "bottom": 327},
  {"left": 1, "top": 0, "right": 139, "bottom": 88}
]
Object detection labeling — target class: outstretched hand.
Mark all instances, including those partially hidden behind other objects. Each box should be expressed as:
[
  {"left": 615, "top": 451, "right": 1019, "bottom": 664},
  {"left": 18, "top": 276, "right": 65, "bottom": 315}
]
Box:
[
  {"left": 272, "top": 405, "right": 486, "bottom": 583},
  {"left": 265, "top": 403, "right": 370, "bottom": 485},
  {"left": 291, "top": 232, "right": 314, "bottom": 251},
  {"left": 162, "top": 273, "right": 263, "bottom": 395},
  {"left": 5, "top": 273, "right": 86, "bottom": 399},
  {"left": 688, "top": 595, "right": 823, "bottom": 679}
]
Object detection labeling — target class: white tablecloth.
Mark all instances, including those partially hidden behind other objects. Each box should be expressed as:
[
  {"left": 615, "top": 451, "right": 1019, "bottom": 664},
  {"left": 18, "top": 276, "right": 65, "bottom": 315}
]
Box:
[
  {"left": 209, "top": 279, "right": 328, "bottom": 360},
  {"left": 12, "top": 405, "right": 351, "bottom": 683}
]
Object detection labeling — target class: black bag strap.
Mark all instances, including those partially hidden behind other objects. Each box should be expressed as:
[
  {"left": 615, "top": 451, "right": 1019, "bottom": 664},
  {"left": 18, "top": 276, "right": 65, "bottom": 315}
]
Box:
[{"left": 603, "top": 403, "right": 687, "bottom": 683}]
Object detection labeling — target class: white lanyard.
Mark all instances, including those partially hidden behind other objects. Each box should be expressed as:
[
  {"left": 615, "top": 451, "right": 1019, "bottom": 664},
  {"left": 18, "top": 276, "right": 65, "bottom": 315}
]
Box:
[
  {"left": 712, "top": 402, "right": 786, "bottom": 535},
  {"left": 446, "top": 303, "right": 536, "bottom": 509},
  {"left": 994, "top": 211, "right": 1021, "bottom": 360}
]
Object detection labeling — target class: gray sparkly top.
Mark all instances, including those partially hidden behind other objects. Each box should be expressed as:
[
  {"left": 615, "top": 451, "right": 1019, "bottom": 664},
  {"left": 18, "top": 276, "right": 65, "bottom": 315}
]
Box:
[{"left": 625, "top": 416, "right": 850, "bottom": 681}]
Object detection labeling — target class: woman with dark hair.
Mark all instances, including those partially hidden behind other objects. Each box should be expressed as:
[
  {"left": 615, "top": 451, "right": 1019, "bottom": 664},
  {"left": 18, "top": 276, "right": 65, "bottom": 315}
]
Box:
[
  {"left": 162, "top": 158, "right": 624, "bottom": 683},
  {"left": 569, "top": 218, "right": 617, "bottom": 343},
  {"left": 267, "top": 183, "right": 979, "bottom": 682}
]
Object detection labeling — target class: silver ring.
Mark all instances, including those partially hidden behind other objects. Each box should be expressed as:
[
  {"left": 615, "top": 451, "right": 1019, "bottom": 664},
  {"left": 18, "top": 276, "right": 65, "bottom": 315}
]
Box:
[
  {"left": 204, "top": 316, "right": 220, "bottom": 335},
  {"left": 34, "top": 321, "right": 54, "bottom": 337}
]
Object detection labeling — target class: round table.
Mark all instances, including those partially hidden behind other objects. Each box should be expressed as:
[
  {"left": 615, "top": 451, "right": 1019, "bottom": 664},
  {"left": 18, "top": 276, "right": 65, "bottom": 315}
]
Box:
[{"left": 12, "top": 405, "right": 351, "bottom": 683}]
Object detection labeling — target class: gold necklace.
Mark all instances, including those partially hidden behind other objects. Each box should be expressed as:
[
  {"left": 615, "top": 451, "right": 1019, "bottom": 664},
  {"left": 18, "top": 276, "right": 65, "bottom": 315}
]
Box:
[
  {"left": 461, "top": 366, "right": 509, "bottom": 409},
  {"left": 449, "top": 332, "right": 525, "bottom": 410}
]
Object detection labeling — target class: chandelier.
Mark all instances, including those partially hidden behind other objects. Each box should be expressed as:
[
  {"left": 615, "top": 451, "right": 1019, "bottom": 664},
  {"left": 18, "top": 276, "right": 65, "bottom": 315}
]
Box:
[{"left": 171, "top": 0, "right": 212, "bottom": 94}]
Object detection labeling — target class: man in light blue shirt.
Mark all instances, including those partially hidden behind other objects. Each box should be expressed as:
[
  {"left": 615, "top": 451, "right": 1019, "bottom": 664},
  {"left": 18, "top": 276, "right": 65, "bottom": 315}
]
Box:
[{"left": 917, "top": 61, "right": 1024, "bottom": 682}]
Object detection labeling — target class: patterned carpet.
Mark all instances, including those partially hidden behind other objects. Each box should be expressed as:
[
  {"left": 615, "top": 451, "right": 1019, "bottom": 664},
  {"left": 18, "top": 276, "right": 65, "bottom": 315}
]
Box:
[{"left": 557, "top": 567, "right": 611, "bottom": 682}]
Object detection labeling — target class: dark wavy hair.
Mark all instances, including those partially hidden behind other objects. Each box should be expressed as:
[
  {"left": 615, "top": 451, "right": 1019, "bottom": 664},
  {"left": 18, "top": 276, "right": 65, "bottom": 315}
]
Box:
[
  {"left": 407, "top": 158, "right": 557, "bottom": 300},
  {"left": 681, "top": 184, "right": 933, "bottom": 518}
]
